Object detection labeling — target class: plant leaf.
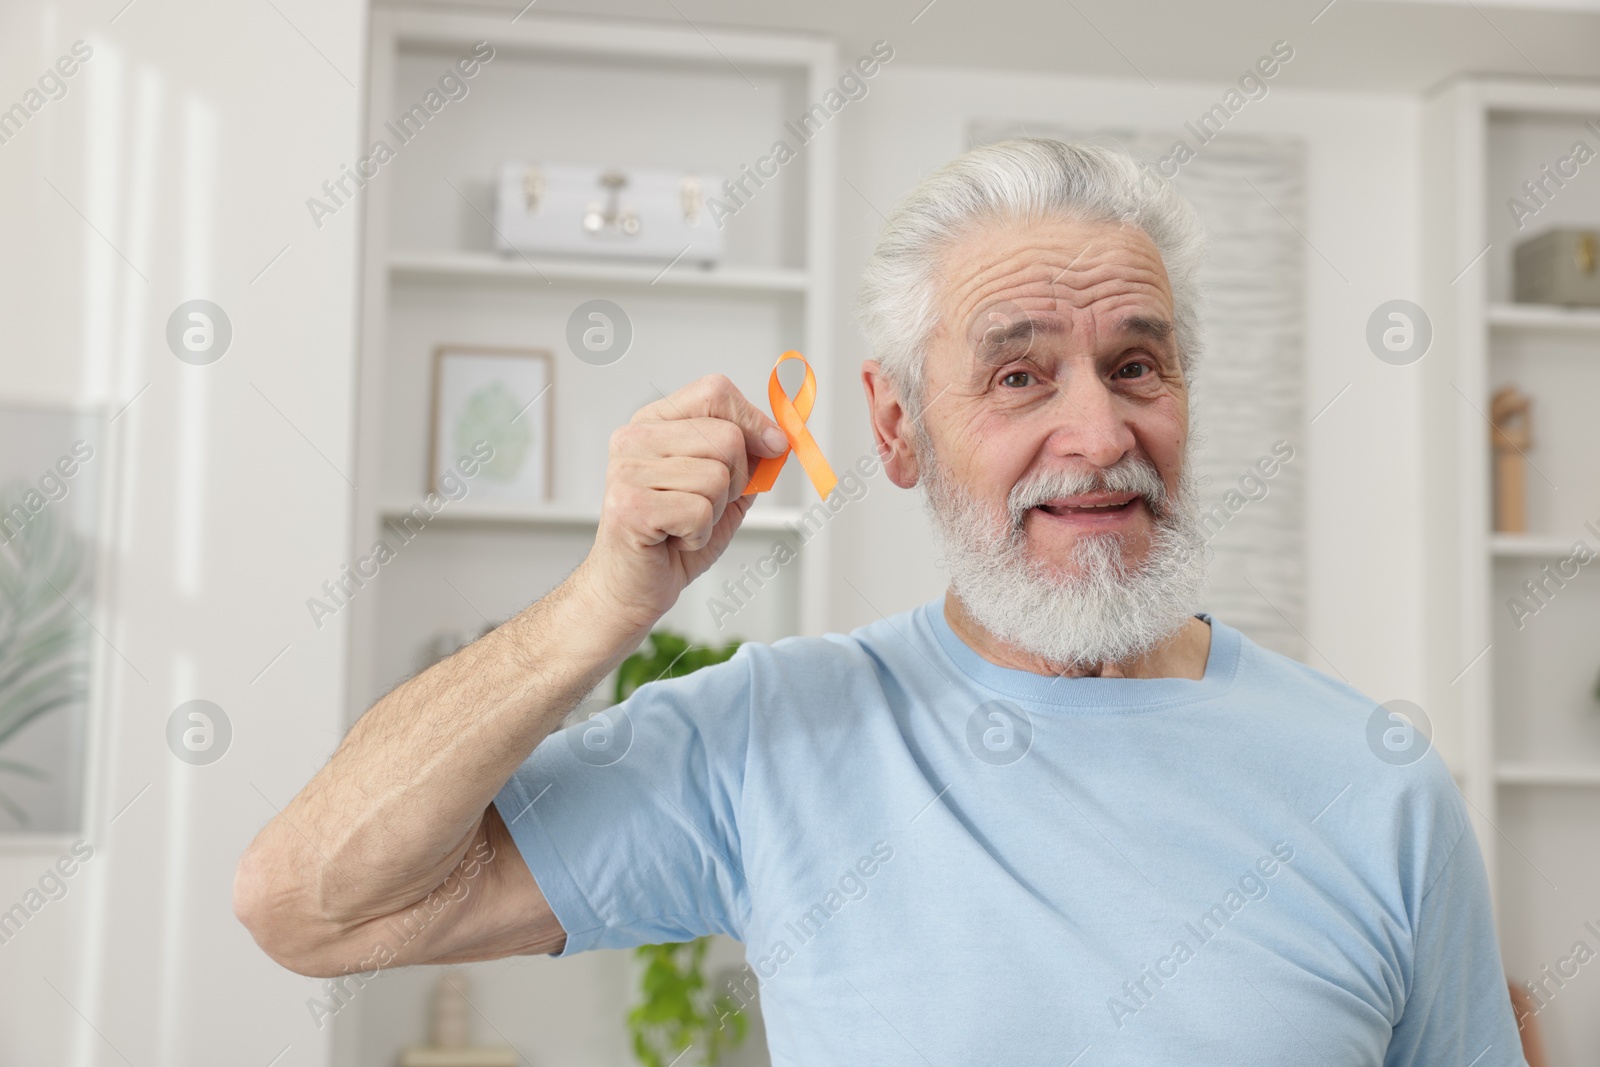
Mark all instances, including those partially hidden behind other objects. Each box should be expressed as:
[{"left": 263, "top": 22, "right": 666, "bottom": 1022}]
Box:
[{"left": 0, "top": 479, "right": 90, "bottom": 827}]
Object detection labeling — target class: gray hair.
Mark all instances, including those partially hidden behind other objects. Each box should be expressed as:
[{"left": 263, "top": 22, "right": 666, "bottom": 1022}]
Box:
[{"left": 856, "top": 138, "right": 1207, "bottom": 423}]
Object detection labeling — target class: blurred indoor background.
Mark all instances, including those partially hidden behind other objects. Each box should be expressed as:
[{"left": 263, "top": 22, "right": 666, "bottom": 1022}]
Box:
[{"left": 2, "top": 0, "right": 1600, "bottom": 1063}]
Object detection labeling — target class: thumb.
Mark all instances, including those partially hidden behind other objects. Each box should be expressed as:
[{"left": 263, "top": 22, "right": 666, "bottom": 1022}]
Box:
[{"left": 715, "top": 388, "right": 789, "bottom": 458}]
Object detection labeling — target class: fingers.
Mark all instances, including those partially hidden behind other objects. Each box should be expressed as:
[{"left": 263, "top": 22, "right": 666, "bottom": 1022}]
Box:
[
  {"left": 610, "top": 419, "right": 756, "bottom": 506},
  {"left": 640, "top": 488, "right": 717, "bottom": 550},
  {"left": 634, "top": 374, "right": 789, "bottom": 459},
  {"left": 602, "top": 481, "right": 734, "bottom": 552},
  {"left": 626, "top": 453, "right": 740, "bottom": 508},
  {"left": 601, "top": 374, "right": 791, "bottom": 557}
]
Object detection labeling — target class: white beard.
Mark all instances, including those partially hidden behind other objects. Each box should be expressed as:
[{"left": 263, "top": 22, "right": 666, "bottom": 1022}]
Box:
[{"left": 917, "top": 436, "right": 1209, "bottom": 673}]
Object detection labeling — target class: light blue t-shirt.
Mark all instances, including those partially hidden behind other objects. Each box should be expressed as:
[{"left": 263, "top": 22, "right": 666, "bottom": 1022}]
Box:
[{"left": 493, "top": 596, "right": 1525, "bottom": 1066}]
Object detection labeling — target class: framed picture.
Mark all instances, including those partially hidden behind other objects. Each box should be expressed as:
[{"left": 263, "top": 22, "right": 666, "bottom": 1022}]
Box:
[
  {"left": 0, "top": 404, "right": 102, "bottom": 835},
  {"left": 429, "top": 346, "right": 553, "bottom": 503}
]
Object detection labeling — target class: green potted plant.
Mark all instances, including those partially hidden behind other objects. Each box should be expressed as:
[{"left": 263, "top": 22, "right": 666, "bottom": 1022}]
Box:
[{"left": 617, "top": 629, "right": 750, "bottom": 1067}]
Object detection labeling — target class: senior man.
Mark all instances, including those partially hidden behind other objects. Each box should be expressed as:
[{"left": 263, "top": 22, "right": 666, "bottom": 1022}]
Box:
[{"left": 236, "top": 140, "right": 1523, "bottom": 1065}]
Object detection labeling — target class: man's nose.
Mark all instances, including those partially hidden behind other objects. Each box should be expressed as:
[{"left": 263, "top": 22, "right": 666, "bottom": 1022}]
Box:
[{"left": 1041, "top": 372, "right": 1136, "bottom": 468}]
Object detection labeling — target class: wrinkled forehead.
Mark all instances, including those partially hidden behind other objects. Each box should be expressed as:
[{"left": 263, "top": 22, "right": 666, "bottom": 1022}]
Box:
[
  {"left": 971, "top": 308, "right": 1175, "bottom": 367},
  {"left": 932, "top": 216, "right": 1175, "bottom": 357}
]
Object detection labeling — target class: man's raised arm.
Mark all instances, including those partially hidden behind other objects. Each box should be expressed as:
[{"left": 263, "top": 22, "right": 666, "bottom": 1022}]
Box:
[{"left": 232, "top": 375, "right": 790, "bottom": 977}]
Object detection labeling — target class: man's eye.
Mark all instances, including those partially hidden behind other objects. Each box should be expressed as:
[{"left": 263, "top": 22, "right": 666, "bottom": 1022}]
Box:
[
  {"left": 1115, "top": 361, "right": 1150, "bottom": 379},
  {"left": 1001, "top": 370, "right": 1033, "bottom": 388}
]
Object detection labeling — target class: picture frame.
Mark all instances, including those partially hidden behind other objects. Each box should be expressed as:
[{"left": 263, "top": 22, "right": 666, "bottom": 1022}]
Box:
[
  {"left": 0, "top": 402, "right": 103, "bottom": 836},
  {"left": 429, "top": 346, "right": 554, "bottom": 504}
]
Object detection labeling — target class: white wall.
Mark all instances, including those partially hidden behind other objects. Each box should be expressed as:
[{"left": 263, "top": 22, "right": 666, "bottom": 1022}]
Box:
[
  {"left": 823, "top": 62, "right": 1428, "bottom": 716},
  {"left": 0, "top": 0, "right": 365, "bottom": 1064}
]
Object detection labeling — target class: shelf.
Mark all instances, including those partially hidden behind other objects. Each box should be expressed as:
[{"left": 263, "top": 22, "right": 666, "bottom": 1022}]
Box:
[
  {"left": 1487, "top": 302, "right": 1600, "bottom": 332},
  {"left": 378, "top": 499, "right": 809, "bottom": 533},
  {"left": 388, "top": 250, "right": 810, "bottom": 295},
  {"left": 1496, "top": 764, "right": 1600, "bottom": 787},
  {"left": 1490, "top": 533, "right": 1585, "bottom": 558}
]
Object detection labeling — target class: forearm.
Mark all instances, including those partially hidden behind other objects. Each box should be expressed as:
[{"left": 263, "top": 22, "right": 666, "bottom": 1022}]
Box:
[
  {"left": 237, "top": 560, "right": 652, "bottom": 949},
  {"left": 236, "top": 374, "right": 783, "bottom": 972}
]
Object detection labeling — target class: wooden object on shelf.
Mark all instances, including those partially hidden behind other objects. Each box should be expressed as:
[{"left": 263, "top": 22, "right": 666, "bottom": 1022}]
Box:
[{"left": 1489, "top": 385, "right": 1531, "bottom": 534}]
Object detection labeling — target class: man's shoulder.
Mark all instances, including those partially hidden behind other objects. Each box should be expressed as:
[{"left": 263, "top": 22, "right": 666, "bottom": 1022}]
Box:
[
  {"left": 1221, "top": 619, "right": 1395, "bottom": 727},
  {"left": 1222, "top": 618, "right": 1466, "bottom": 827},
  {"left": 620, "top": 600, "right": 930, "bottom": 716},
  {"left": 739, "top": 597, "right": 935, "bottom": 676}
]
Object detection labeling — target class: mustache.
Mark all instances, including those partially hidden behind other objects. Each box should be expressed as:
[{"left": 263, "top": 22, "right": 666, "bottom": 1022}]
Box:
[{"left": 1006, "top": 455, "right": 1175, "bottom": 521}]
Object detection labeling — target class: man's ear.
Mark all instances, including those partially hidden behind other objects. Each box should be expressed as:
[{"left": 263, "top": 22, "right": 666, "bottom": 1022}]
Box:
[{"left": 861, "top": 359, "right": 922, "bottom": 489}]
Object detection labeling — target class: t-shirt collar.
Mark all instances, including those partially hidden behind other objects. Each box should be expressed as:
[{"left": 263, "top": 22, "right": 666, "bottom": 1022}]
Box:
[{"left": 922, "top": 591, "right": 1241, "bottom": 710}]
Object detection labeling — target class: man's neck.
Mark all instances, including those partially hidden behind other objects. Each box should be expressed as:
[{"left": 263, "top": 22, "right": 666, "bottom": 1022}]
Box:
[{"left": 942, "top": 589, "right": 1212, "bottom": 680}]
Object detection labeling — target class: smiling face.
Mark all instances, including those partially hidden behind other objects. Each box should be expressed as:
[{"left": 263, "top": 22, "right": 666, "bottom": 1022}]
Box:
[
  {"left": 912, "top": 214, "right": 1191, "bottom": 575},
  {"left": 861, "top": 210, "right": 1208, "bottom": 673}
]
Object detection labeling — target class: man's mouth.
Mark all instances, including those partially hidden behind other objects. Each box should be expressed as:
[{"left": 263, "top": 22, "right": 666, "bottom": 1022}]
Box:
[{"left": 1033, "top": 492, "right": 1141, "bottom": 517}]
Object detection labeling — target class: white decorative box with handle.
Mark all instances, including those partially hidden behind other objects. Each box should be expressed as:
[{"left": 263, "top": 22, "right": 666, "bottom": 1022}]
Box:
[{"left": 493, "top": 162, "right": 726, "bottom": 263}]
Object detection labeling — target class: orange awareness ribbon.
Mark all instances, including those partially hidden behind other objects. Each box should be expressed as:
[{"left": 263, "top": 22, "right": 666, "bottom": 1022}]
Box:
[{"left": 742, "top": 351, "right": 837, "bottom": 500}]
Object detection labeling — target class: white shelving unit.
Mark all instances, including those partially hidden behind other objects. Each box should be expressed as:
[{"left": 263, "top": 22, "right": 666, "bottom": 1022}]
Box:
[
  {"left": 341, "top": 9, "right": 837, "bottom": 1066},
  {"left": 376, "top": 497, "right": 810, "bottom": 532},
  {"left": 389, "top": 248, "right": 811, "bottom": 293},
  {"left": 1423, "top": 78, "right": 1600, "bottom": 1063},
  {"left": 347, "top": 8, "right": 840, "bottom": 708},
  {"left": 1496, "top": 764, "right": 1600, "bottom": 787},
  {"left": 1489, "top": 532, "right": 1588, "bottom": 558},
  {"left": 1487, "top": 301, "right": 1600, "bottom": 331}
]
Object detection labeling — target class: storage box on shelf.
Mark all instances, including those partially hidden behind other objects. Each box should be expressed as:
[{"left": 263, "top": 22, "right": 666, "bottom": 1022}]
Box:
[{"left": 1423, "top": 78, "right": 1600, "bottom": 1063}]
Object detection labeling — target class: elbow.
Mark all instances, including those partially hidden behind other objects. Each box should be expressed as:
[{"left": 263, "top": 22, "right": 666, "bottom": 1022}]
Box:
[{"left": 233, "top": 838, "right": 349, "bottom": 978}]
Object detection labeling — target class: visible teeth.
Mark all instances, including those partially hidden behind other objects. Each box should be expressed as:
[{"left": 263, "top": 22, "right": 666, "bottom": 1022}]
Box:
[{"left": 1041, "top": 502, "right": 1123, "bottom": 509}]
